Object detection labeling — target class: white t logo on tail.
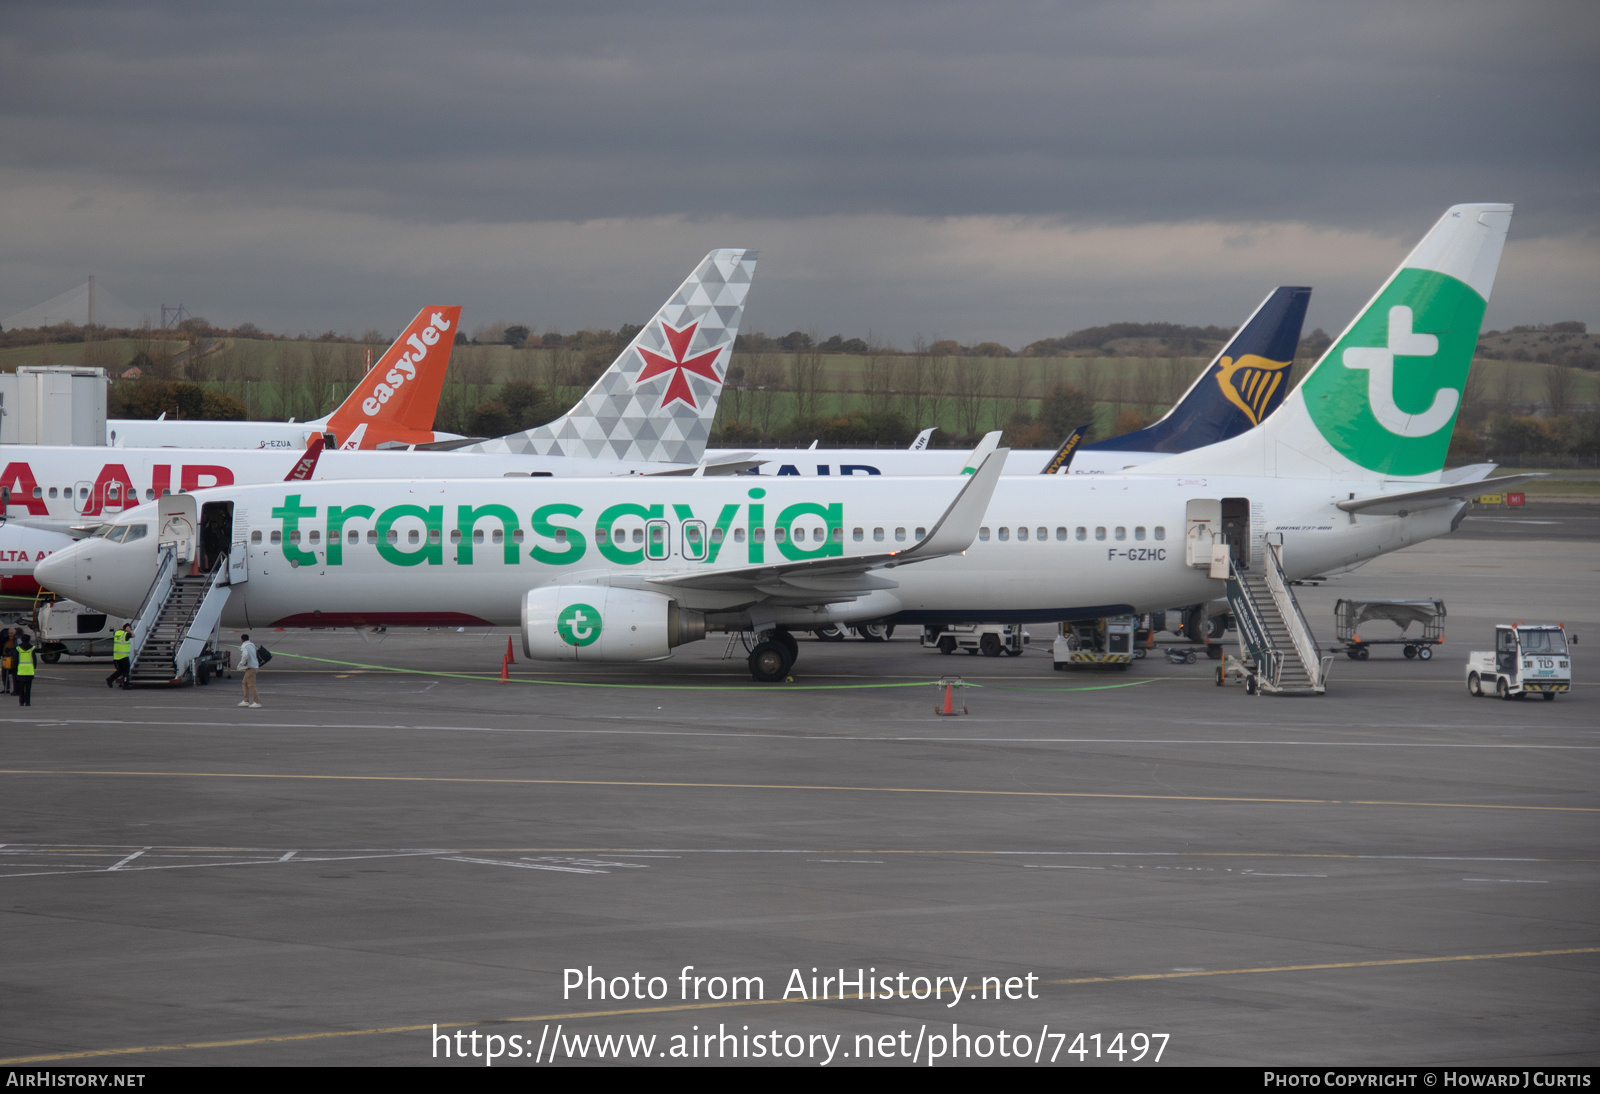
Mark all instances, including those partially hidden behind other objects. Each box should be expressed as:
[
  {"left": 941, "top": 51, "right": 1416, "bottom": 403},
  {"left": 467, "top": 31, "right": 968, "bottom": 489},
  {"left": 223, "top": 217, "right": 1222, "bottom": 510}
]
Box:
[{"left": 1341, "top": 306, "right": 1458, "bottom": 438}]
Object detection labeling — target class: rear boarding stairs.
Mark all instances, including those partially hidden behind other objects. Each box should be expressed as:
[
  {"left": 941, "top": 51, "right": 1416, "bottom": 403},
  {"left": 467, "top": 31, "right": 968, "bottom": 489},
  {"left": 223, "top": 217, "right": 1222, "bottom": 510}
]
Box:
[{"left": 1215, "top": 535, "right": 1333, "bottom": 696}]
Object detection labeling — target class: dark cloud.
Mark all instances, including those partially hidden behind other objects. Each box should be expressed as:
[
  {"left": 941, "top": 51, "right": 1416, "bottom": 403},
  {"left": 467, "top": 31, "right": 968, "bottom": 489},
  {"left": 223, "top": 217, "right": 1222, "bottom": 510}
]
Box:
[
  {"left": 1, "top": 1, "right": 1595, "bottom": 338},
  {"left": 6, "top": 2, "right": 1596, "bottom": 227}
]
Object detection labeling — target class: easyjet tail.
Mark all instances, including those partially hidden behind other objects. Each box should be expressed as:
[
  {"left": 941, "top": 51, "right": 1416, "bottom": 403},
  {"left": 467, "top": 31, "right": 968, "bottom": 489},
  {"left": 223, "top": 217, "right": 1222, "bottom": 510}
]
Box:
[{"left": 105, "top": 306, "right": 464, "bottom": 451}]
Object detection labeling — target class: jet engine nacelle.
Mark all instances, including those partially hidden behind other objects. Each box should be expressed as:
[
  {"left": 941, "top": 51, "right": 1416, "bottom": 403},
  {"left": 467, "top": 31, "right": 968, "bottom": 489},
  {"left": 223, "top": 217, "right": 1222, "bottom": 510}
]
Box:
[{"left": 521, "top": 586, "right": 705, "bottom": 662}]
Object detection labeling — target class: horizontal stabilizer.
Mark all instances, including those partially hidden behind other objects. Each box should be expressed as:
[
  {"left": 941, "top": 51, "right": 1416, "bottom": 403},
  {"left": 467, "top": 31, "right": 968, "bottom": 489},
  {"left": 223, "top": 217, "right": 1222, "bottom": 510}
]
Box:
[{"left": 1336, "top": 473, "right": 1542, "bottom": 515}]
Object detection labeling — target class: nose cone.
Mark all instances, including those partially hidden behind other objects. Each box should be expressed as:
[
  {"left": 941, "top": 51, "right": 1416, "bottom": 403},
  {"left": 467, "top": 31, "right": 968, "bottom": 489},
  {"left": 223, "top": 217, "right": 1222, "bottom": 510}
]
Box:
[{"left": 33, "top": 541, "right": 82, "bottom": 600}]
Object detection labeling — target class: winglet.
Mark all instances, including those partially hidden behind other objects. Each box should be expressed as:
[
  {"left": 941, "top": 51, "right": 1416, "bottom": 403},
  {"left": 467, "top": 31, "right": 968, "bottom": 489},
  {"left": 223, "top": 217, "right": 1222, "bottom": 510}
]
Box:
[
  {"left": 464, "top": 249, "right": 759, "bottom": 463},
  {"left": 909, "top": 427, "right": 936, "bottom": 451},
  {"left": 960, "top": 431, "right": 1004, "bottom": 475},
  {"left": 891, "top": 448, "right": 1009, "bottom": 563},
  {"left": 324, "top": 306, "right": 462, "bottom": 449},
  {"left": 284, "top": 433, "right": 329, "bottom": 481}
]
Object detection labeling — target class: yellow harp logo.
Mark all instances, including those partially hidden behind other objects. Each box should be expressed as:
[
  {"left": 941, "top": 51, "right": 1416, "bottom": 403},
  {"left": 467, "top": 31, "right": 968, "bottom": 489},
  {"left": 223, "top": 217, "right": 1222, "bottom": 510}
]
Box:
[{"left": 1215, "top": 354, "right": 1293, "bottom": 426}]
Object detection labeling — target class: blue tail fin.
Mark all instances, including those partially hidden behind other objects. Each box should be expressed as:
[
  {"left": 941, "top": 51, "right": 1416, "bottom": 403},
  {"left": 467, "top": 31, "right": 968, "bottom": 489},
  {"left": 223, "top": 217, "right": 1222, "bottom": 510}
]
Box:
[{"left": 1083, "top": 286, "right": 1310, "bottom": 454}]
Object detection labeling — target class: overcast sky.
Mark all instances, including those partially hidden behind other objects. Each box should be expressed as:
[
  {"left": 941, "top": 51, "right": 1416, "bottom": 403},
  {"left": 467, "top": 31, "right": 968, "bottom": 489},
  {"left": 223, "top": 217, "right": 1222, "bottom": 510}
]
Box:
[{"left": 3, "top": 1, "right": 1596, "bottom": 345}]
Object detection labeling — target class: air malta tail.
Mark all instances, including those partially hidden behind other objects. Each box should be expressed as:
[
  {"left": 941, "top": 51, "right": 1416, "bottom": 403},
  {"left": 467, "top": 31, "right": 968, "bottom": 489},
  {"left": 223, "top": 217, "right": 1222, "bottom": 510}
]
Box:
[
  {"left": 463, "top": 249, "right": 758, "bottom": 463},
  {"left": 1144, "top": 204, "right": 1512, "bottom": 483},
  {"left": 321, "top": 306, "right": 463, "bottom": 450},
  {"left": 1084, "top": 285, "right": 1311, "bottom": 457}
]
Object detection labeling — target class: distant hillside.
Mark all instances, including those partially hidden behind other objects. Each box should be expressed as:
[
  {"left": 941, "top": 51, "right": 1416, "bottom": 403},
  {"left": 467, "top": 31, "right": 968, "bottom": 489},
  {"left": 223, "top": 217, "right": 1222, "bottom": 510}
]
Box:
[
  {"left": 1476, "top": 323, "right": 1597, "bottom": 370},
  {"left": 1023, "top": 321, "right": 1238, "bottom": 358}
]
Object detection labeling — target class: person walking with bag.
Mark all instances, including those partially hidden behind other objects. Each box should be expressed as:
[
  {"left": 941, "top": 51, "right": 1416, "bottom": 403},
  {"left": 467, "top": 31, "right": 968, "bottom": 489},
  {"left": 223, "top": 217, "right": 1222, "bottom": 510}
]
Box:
[
  {"left": 238, "top": 633, "right": 262, "bottom": 708},
  {"left": 16, "top": 634, "right": 36, "bottom": 707}
]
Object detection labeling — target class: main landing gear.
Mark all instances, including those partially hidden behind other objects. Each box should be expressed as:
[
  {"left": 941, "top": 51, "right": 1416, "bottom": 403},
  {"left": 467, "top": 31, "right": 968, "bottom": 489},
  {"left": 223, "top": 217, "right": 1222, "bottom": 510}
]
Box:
[{"left": 748, "top": 628, "right": 799, "bottom": 682}]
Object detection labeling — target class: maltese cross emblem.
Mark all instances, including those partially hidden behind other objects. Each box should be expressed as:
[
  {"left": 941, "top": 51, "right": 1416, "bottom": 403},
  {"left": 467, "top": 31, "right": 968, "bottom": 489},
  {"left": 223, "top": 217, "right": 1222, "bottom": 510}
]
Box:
[{"left": 635, "top": 321, "right": 725, "bottom": 410}]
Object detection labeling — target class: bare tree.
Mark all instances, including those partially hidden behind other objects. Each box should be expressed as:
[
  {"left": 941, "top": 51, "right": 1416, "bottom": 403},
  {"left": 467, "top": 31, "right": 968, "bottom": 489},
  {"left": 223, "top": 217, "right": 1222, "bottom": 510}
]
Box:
[
  {"left": 450, "top": 347, "right": 493, "bottom": 425},
  {"left": 275, "top": 346, "right": 305, "bottom": 421},
  {"left": 1493, "top": 359, "right": 1519, "bottom": 410},
  {"left": 1161, "top": 358, "right": 1191, "bottom": 405},
  {"left": 506, "top": 342, "right": 539, "bottom": 385},
  {"left": 1133, "top": 360, "right": 1165, "bottom": 416},
  {"left": 860, "top": 334, "right": 899, "bottom": 418},
  {"left": 335, "top": 342, "right": 368, "bottom": 384},
  {"left": 901, "top": 336, "right": 933, "bottom": 427},
  {"left": 1108, "top": 370, "right": 1128, "bottom": 427},
  {"left": 1543, "top": 363, "right": 1577, "bottom": 416},
  {"left": 719, "top": 359, "right": 750, "bottom": 427},
  {"left": 951, "top": 357, "right": 990, "bottom": 436},
  {"left": 747, "top": 354, "right": 787, "bottom": 437},
  {"left": 923, "top": 348, "right": 951, "bottom": 432},
  {"left": 304, "top": 340, "right": 336, "bottom": 417},
  {"left": 790, "top": 335, "right": 826, "bottom": 421},
  {"left": 1006, "top": 359, "right": 1031, "bottom": 420}
]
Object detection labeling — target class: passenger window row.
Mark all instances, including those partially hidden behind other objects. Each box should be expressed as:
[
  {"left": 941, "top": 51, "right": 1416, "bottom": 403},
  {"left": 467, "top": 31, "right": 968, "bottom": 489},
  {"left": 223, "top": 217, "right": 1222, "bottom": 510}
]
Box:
[
  {"left": 37, "top": 486, "right": 164, "bottom": 501},
  {"left": 977, "top": 525, "right": 1166, "bottom": 542}
]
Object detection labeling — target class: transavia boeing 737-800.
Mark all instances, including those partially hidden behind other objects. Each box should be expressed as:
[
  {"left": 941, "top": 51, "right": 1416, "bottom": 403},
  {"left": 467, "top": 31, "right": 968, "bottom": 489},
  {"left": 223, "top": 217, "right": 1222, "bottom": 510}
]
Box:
[{"left": 38, "top": 205, "right": 1526, "bottom": 682}]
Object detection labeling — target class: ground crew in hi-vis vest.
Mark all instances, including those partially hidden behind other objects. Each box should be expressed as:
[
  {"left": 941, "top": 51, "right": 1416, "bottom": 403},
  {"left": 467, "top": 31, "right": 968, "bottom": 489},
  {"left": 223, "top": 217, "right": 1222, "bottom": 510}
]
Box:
[
  {"left": 16, "top": 636, "right": 35, "bottom": 707},
  {"left": 107, "top": 624, "right": 132, "bottom": 689}
]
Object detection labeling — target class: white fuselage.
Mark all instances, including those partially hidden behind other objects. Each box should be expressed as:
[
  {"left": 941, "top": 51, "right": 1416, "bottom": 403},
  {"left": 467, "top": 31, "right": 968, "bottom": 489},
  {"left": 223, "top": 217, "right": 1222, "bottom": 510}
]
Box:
[
  {"left": 106, "top": 419, "right": 464, "bottom": 450},
  {"left": 107, "top": 419, "right": 334, "bottom": 451},
  {"left": 40, "top": 472, "right": 1461, "bottom": 637},
  {"left": 1, "top": 442, "right": 1190, "bottom": 541},
  {"left": 720, "top": 448, "right": 1164, "bottom": 477},
  {"left": 0, "top": 444, "right": 695, "bottom": 533}
]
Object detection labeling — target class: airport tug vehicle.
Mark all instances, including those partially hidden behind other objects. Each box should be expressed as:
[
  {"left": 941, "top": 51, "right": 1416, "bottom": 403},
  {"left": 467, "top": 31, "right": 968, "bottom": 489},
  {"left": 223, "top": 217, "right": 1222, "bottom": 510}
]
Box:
[
  {"left": 922, "top": 623, "right": 1030, "bottom": 657},
  {"left": 1465, "top": 624, "right": 1572, "bottom": 700}
]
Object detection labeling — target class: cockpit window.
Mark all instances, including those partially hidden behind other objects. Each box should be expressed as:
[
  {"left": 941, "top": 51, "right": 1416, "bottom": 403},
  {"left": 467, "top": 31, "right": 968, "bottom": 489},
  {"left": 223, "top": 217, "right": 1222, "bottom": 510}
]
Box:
[
  {"left": 1518, "top": 628, "right": 1568, "bottom": 655},
  {"left": 95, "top": 523, "right": 149, "bottom": 544}
]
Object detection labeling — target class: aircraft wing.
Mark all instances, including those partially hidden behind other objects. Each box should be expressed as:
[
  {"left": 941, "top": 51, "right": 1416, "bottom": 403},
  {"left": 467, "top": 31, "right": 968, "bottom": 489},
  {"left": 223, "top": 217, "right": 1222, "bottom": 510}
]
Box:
[
  {"left": 643, "top": 448, "right": 1009, "bottom": 599},
  {"left": 1336, "top": 473, "right": 1543, "bottom": 515}
]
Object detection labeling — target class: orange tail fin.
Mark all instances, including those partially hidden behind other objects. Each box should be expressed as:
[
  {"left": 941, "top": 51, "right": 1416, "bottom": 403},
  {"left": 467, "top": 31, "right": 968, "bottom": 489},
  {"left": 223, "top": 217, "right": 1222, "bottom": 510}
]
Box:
[{"left": 325, "top": 306, "right": 462, "bottom": 449}]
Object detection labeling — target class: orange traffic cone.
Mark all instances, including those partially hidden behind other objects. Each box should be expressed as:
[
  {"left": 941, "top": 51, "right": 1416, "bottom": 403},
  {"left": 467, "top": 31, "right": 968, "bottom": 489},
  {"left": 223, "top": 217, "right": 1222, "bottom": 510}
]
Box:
[
  {"left": 500, "top": 636, "right": 514, "bottom": 682},
  {"left": 935, "top": 676, "right": 967, "bottom": 716}
]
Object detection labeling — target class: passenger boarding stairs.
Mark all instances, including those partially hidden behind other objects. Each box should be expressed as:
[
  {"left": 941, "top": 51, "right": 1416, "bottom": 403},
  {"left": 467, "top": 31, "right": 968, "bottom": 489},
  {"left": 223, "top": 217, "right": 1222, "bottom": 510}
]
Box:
[
  {"left": 1220, "top": 538, "right": 1333, "bottom": 695},
  {"left": 125, "top": 545, "right": 232, "bottom": 686}
]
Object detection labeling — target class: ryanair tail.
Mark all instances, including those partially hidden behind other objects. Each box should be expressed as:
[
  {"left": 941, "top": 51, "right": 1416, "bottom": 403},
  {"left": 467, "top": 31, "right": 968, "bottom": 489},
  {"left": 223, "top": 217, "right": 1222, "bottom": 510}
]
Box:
[
  {"left": 322, "top": 306, "right": 462, "bottom": 449},
  {"left": 1141, "top": 204, "right": 1511, "bottom": 483},
  {"left": 1084, "top": 285, "right": 1310, "bottom": 455},
  {"left": 465, "top": 249, "right": 758, "bottom": 463}
]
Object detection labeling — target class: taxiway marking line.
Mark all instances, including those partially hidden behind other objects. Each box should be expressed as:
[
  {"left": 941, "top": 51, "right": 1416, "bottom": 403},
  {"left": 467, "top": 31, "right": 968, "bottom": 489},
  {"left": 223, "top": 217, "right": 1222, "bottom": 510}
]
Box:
[
  {"left": 1, "top": 769, "right": 1594, "bottom": 812},
  {"left": 4, "top": 946, "right": 1595, "bottom": 1065},
  {"left": 0, "top": 844, "right": 1587, "bottom": 863},
  {"left": 5, "top": 716, "right": 1594, "bottom": 745},
  {"left": 275, "top": 652, "right": 1158, "bottom": 692}
]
